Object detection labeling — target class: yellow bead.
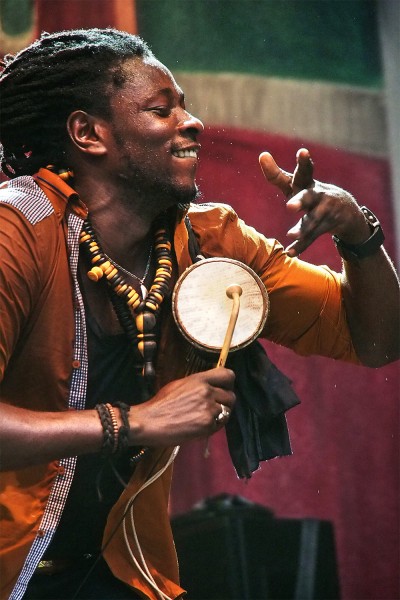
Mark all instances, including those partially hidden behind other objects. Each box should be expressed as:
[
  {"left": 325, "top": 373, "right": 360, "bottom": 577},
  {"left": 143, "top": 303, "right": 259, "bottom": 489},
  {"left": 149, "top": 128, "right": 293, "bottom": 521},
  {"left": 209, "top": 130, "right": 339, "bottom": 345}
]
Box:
[
  {"left": 136, "top": 314, "right": 144, "bottom": 332},
  {"left": 106, "top": 267, "right": 118, "bottom": 279},
  {"left": 101, "top": 261, "right": 111, "bottom": 272},
  {"left": 156, "top": 268, "right": 171, "bottom": 276},
  {"left": 145, "top": 300, "right": 158, "bottom": 311},
  {"left": 127, "top": 297, "right": 140, "bottom": 309},
  {"left": 115, "top": 284, "right": 128, "bottom": 294},
  {"left": 87, "top": 266, "right": 103, "bottom": 281}
]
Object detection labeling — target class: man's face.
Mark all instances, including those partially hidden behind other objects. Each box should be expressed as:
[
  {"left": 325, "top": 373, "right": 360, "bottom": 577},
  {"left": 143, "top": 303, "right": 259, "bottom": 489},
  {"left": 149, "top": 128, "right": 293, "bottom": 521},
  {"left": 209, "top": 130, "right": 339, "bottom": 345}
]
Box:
[{"left": 106, "top": 57, "right": 204, "bottom": 207}]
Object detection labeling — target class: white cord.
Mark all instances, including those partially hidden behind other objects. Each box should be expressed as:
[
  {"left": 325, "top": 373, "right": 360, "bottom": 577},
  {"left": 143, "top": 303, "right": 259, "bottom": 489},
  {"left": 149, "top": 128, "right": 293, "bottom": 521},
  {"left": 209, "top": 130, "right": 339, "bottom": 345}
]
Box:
[{"left": 122, "top": 446, "right": 180, "bottom": 600}]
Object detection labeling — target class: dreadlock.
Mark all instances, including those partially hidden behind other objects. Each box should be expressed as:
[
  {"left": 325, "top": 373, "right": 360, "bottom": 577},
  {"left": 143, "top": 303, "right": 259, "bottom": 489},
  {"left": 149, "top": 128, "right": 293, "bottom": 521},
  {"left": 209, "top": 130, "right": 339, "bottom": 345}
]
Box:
[{"left": 0, "top": 28, "right": 154, "bottom": 178}]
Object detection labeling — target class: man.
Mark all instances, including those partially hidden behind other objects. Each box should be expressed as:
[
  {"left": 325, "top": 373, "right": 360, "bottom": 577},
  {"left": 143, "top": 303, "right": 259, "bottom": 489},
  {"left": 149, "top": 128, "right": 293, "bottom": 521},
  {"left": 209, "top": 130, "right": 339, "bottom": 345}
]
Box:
[{"left": 0, "top": 28, "right": 398, "bottom": 600}]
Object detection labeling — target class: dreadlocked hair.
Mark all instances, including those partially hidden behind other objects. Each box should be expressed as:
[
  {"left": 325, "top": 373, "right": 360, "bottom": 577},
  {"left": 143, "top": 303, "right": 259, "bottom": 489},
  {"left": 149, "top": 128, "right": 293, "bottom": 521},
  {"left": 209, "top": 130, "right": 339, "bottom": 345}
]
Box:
[{"left": 0, "top": 28, "right": 154, "bottom": 178}]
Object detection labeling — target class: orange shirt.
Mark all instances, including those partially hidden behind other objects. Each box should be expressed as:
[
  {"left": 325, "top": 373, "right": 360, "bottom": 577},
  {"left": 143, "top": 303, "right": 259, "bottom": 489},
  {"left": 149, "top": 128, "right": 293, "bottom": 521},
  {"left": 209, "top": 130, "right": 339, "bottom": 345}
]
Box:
[{"left": 0, "top": 169, "right": 358, "bottom": 600}]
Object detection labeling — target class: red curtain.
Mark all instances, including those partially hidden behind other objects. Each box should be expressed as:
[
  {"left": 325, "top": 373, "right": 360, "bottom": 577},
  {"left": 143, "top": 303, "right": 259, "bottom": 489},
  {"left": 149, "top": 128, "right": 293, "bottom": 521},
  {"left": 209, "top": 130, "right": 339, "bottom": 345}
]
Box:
[
  {"left": 36, "top": 0, "right": 137, "bottom": 34},
  {"left": 170, "top": 127, "right": 399, "bottom": 600}
]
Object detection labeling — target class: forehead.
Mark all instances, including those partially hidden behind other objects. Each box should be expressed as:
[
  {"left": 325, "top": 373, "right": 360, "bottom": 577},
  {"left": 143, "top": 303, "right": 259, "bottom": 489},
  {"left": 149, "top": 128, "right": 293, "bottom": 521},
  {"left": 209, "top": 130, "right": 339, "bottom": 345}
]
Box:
[{"left": 115, "top": 56, "right": 183, "bottom": 99}]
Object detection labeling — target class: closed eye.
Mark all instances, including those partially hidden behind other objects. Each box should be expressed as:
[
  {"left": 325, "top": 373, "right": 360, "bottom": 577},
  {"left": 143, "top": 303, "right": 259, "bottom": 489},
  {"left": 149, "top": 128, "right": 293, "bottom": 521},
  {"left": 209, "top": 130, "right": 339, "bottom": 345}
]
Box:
[{"left": 148, "top": 106, "right": 172, "bottom": 117}]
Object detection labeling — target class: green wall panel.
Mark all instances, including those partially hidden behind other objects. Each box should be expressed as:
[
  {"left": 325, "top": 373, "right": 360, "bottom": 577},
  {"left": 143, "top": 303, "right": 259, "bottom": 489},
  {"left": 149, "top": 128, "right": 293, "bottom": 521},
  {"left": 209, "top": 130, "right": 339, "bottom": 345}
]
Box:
[
  {"left": 1, "top": 0, "right": 34, "bottom": 36},
  {"left": 136, "top": 0, "right": 382, "bottom": 87}
]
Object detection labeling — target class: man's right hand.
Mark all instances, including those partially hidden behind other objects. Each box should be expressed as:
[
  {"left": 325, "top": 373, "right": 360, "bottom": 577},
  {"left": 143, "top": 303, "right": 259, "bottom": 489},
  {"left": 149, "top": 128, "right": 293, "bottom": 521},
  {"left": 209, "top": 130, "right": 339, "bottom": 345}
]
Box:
[{"left": 128, "top": 368, "right": 236, "bottom": 447}]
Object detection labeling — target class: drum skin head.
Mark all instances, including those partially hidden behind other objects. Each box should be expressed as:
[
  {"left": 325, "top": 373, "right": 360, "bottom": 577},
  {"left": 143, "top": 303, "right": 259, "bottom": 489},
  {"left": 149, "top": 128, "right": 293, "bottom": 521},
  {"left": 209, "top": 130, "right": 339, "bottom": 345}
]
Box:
[{"left": 172, "top": 258, "right": 269, "bottom": 353}]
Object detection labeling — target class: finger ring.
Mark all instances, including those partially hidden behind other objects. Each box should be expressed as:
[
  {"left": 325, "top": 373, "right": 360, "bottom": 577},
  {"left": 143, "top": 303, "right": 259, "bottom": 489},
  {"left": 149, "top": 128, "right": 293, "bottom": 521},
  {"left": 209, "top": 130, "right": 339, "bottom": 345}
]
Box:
[{"left": 215, "top": 404, "right": 230, "bottom": 424}]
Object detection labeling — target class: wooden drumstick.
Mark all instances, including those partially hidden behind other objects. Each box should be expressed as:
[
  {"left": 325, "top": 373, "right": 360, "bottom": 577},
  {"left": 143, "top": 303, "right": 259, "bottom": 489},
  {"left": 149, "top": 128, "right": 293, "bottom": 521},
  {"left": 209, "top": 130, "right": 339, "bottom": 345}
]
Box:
[
  {"left": 203, "top": 284, "right": 242, "bottom": 459},
  {"left": 204, "top": 284, "right": 243, "bottom": 459},
  {"left": 216, "top": 284, "right": 243, "bottom": 368}
]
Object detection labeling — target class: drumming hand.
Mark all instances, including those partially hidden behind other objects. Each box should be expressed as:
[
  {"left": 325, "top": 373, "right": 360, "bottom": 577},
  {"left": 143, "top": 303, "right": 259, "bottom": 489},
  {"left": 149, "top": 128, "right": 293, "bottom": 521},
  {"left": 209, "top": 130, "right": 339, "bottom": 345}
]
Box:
[{"left": 127, "top": 368, "right": 236, "bottom": 446}]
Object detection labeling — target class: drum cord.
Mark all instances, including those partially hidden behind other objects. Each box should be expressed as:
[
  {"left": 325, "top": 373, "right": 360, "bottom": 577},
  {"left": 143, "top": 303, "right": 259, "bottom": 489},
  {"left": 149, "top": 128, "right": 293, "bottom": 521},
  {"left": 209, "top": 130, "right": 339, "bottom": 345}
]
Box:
[
  {"left": 122, "top": 446, "right": 180, "bottom": 600},
  {"left": 71, "top": 446, "right": 180, "bottom": 600}
]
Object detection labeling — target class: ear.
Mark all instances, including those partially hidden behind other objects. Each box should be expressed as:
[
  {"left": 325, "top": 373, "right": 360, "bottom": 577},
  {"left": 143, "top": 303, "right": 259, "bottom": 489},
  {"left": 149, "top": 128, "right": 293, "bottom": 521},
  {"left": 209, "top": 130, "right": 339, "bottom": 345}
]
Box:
[{"left": 66, "top": 110, "right": 109, "bottom": 157}]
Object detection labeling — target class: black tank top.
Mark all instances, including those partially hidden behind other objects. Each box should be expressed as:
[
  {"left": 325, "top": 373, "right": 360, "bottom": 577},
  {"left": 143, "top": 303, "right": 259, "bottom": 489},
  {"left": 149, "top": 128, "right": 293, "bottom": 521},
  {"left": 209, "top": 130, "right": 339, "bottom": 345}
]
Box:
[{"left": 44, "top": 287, "right": 148, "bottom": 559}]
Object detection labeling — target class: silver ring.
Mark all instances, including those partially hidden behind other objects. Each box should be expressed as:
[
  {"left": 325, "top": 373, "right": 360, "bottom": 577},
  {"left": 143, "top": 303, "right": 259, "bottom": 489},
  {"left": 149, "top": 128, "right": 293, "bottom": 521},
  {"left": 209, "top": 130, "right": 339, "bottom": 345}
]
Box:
[
  {"left": 215, "top": 404, "right": 231, "bottom": 424},
  {"left": 301, "top": 214, "right": 308, "bottom": 227}
]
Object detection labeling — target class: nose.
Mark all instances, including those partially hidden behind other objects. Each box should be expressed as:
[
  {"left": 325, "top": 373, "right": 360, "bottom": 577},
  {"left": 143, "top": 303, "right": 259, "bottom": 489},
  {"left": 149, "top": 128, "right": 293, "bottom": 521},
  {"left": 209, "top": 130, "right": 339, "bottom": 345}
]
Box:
[{"left": 177, "top": 111, "right": 204, "bottom": 136}]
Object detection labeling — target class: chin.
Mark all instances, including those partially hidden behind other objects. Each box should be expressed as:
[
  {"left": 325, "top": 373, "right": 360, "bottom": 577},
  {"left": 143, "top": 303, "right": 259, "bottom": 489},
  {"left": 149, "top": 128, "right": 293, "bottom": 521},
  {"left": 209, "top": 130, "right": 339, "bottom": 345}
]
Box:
[{"left": 162, "top": 180, "right": 201, "bottom": 206}]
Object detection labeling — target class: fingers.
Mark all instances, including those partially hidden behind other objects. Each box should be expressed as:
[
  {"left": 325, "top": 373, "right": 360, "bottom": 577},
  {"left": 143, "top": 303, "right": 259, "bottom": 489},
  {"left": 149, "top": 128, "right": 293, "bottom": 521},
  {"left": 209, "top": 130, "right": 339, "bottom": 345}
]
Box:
[
  {"left": 130, "top": 368, "right": 236, "bottom": 446},
  {"left": 284, "top": 185, "right": 356, "bottom": 256},
  {"left": 292, "top": 148, "right": 314, "bottom": 191},
  {"left": 285, "top": 207, "right": 325, "bottom": 256},
  {"left": 259, "top": 148, "right": 314, "bottom": 199},
  {"left": 260, "top": 148, "right": 363, "bottom": 256},
  {"left": 259, "top": 152, "right": 293, "bottom": 197},
  {"left": 200, "top": 366, "right": 236, "bottom": 391},
  {"left": 214, "top": 402, "right": 232, "bottom": 428},
  {"left": 199, "top": 368, "right": 236, "bottom": 428},
  {"left": 258, "top": 146, "right": 317, "bottom": 256}
]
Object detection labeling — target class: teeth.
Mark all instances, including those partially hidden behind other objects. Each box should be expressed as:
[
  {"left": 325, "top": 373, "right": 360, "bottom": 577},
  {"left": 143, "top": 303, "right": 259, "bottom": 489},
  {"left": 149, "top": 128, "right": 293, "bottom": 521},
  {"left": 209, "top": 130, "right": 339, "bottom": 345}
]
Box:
[{"left": 172, "top": 149, "right": 198, "bottom": 158}]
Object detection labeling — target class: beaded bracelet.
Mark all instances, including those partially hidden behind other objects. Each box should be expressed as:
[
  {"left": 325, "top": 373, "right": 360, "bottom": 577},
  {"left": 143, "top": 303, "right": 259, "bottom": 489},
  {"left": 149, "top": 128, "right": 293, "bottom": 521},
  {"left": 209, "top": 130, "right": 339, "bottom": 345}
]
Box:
[
  {"left": 96, "top": 402, "right": 150, "bottom": 463},
  {"left": 114, "top": 402, "right": 130, "bottom": 452},
  {"left": 105, "top": 403, "right": 119, "bottom": 454}
]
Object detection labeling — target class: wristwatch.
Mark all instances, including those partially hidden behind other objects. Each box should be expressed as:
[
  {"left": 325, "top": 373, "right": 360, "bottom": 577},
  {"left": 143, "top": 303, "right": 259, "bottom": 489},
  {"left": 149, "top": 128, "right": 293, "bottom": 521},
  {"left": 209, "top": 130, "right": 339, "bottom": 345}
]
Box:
[{"left": 332, "top": 206, "right": 385, "bottom": 261}]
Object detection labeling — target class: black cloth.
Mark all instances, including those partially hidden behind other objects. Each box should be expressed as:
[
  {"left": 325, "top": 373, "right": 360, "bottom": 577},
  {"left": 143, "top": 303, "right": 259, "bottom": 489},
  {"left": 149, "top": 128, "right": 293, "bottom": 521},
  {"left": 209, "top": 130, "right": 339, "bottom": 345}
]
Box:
[{"left": 226, "top": 341, "right": 300, "bottom": 478}]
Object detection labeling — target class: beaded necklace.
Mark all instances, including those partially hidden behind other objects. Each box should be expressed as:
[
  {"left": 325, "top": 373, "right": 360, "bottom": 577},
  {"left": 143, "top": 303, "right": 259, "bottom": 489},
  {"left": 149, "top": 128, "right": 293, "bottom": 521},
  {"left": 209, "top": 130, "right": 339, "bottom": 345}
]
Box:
[{"left": 79, "top": 216, "right": 173, "bottom": 388}]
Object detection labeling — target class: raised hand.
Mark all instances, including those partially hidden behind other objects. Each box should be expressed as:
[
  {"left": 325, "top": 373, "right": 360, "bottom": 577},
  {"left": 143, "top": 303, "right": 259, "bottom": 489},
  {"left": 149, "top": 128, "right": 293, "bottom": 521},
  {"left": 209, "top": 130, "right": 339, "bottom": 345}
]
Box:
[{"left": 259, "top": 148, "right": 370, "bottom": 256}]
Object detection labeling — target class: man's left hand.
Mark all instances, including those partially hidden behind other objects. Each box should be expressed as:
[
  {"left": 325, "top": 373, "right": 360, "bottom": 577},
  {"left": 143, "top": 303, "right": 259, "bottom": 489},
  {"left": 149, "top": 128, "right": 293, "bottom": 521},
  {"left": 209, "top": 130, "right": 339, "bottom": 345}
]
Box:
[{"left": 259, "top": 148, "right": 371, "bottom": 257}]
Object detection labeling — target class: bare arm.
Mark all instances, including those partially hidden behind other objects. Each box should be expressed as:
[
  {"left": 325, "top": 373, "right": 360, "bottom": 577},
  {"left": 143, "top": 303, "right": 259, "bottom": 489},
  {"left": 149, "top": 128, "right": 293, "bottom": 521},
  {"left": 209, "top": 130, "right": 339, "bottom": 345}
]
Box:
[
  {"left": 259, "top": 149, "right": 400, "bottom": 367},
  {"left": 0, "top": 368, "right": 235, "bottom": 471}
]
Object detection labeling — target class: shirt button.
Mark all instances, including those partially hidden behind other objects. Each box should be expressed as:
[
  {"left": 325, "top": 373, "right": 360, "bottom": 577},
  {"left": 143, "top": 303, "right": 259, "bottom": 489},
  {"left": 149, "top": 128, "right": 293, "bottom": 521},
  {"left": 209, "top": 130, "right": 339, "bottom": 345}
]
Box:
[
  {"left": 72, "top": 360, "right": 80, "bottom": 369},
  {"left": 37, "top": 529, "right": 45, "bottom": 538}
]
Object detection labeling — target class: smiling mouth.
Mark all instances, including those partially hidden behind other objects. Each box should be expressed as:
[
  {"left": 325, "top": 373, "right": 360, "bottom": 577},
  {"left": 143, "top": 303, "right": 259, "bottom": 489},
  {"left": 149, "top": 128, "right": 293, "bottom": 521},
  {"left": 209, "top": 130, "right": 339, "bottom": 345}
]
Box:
[{"left": 171, "top": 149, "right": 198, "bottom": 158}]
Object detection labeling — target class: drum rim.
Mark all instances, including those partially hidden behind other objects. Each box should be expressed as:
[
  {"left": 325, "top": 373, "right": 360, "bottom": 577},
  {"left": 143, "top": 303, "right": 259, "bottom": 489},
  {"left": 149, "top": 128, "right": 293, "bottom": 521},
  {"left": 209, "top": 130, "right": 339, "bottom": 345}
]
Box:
[{"left": 172, "top": 257, "right": 269, "bottom": 353}]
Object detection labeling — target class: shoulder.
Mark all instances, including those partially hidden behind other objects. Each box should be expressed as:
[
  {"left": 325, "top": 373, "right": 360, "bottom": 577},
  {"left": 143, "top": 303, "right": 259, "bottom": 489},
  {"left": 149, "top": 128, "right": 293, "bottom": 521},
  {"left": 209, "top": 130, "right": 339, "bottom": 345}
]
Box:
[
  {"left": 0, "top": 175, "right": 54, "bottom": 225},
  {"left": 186, "top": 201, "right": 279, "bottom": 266},
  {"left": 188, "top": 201, "right": 238, "bottom": 223}
]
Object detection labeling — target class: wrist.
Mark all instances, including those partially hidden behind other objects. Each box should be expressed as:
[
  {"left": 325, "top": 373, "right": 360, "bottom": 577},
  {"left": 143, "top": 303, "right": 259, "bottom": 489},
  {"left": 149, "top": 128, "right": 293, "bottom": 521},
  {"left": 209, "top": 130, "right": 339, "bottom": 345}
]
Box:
[{"left": 333, "top": 206, "right": 384, "bottom": 262}]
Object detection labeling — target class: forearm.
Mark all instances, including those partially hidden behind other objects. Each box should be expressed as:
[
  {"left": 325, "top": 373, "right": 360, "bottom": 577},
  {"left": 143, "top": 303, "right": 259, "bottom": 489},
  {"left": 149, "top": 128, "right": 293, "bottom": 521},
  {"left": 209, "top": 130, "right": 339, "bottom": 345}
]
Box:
[
  {"left": 341, "top": 247, "right": 400, "bottom": 367},
  {"left": 0, "top": 369, "right": 236, "bottom": 471},
  {"left": 0, "top": 403, "right": 104, "bottom": 471}
]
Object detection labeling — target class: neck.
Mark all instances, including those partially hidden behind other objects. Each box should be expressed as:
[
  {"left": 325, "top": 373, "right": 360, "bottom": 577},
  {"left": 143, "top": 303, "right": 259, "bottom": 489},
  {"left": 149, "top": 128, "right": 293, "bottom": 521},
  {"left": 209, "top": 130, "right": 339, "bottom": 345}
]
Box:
[{"left": 73, "top": 174, "right": 164, "bottom": 267}]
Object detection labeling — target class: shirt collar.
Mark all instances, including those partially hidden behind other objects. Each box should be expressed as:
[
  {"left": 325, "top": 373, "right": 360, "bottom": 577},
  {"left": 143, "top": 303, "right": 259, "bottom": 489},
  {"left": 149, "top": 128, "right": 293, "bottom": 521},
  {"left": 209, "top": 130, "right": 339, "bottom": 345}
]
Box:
[{"left": 33, "top": 168, "right": 87, "bottom": 220}]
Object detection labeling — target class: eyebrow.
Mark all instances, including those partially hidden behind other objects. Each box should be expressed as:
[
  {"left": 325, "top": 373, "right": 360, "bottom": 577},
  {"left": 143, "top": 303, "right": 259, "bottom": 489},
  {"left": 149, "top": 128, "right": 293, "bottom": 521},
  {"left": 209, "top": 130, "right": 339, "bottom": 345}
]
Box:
[{"left": 148, "top": 86, "right": 185, "bottom": 104}]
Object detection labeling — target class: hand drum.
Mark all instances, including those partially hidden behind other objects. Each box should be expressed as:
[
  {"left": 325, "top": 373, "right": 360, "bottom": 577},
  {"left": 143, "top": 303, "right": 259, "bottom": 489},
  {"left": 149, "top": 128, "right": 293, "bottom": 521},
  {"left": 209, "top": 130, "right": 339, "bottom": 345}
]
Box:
[{"left": 172, "top": 258, "right": 269, "bottom": 355}]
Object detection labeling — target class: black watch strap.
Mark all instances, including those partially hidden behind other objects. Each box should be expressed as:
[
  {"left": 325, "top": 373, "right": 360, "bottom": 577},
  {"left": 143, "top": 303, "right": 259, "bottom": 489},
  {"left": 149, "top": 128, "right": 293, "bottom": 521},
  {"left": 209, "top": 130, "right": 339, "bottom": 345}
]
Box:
[{"left": 333, "top": 206, "right": 385, "bottom": 261}]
